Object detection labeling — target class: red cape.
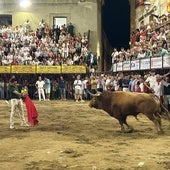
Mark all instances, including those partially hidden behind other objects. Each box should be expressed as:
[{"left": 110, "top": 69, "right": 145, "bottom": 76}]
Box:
[{"left": 23, "top": 95, "right": 39, "bottom": 126}]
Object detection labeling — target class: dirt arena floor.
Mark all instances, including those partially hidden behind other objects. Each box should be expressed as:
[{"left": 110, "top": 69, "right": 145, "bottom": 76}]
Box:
[{"left": 0, "top": 100, "right": 170, "bottom": 170}]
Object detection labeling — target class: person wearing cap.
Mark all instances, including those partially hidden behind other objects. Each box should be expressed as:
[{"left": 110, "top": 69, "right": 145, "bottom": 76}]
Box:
[{"left": 8, "top": 79, "right": 29, "bottom": 129}]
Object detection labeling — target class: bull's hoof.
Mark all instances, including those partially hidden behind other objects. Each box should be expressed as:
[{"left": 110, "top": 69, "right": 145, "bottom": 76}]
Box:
[
  {"left": 157, "top": 130, "right": 164, "bottom": 135},
  {"left": 120, "top": 126, "right": 134, "bottom": 133},
  {"left": 124, "top": 128, "right": 134, "bottom": 133}
]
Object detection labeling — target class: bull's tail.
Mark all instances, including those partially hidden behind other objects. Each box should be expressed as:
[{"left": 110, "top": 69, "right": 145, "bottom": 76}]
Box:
[{"left": 160, "top": 102, "right": 170, "bottom": 121}]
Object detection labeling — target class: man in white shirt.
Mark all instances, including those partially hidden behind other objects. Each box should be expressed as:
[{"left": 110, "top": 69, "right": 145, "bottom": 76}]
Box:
[
  {"left": 144, "top": 70, "right": 157, "bottom": 93},
  {"left": 111, "top": 48, "right": 119, "bottom": 64},
  {"left": 35, "top": 76, "right": 46, "bottom": 101}
]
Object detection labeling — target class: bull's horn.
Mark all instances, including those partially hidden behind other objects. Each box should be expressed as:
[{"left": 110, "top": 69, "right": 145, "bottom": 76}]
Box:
[
  {"left": 96, "top": 90, "right": 102, "bottom": 94},
  {"left": 87, "top": 90, "right": 101, "bottom": 97}
]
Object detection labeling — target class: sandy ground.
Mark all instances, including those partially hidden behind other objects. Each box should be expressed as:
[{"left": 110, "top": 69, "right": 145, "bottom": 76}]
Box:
[{"left": 0, "top": 100, "right": 170, "bottom": 170}]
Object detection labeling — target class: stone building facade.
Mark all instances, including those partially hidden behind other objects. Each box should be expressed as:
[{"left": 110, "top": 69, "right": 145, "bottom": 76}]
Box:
[
  {"left": 0, "top": 0, "right": 169, "bottom": 71},
  {"left": 0, "top": 0, "right": 101, "bottom": 58}
]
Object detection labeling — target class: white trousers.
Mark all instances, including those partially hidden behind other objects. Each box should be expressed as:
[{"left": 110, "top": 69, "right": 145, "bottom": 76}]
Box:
[
  {"left": 10, "top": 99, "right": 27, "bottom": 126},
  {"left": 123, "top": 87, "right": 129, "bottom": 92},
  {"left": 38, "top": 88, "right": 46, "bottom": 101}
]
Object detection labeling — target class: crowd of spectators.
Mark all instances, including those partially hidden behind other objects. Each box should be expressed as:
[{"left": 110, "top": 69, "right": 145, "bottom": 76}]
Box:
[
  {"left": 0, "top": 19, "right": 98, "bottom": 72},
  {"left": 111, "top": 15, "right": 170, "bottom": 64},
  {"left": 1, "top": 69, "right": 170, "bottom": 111}
]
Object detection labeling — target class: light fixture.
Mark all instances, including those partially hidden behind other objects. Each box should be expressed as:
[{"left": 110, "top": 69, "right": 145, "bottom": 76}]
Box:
[
  {"left": 19, "top": 0, "right": 31, "bottom": 8},
  {"left": 144, "top": 0, "right": 151, "bottom": 12}
]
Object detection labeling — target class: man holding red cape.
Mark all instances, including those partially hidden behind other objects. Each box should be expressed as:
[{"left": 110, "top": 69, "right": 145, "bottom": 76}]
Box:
[{"left": 21, "top": 87, "right": 39, "bottom": 126}]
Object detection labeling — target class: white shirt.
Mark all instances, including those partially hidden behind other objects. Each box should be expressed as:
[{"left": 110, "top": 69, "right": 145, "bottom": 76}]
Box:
[
  {"left": 36, "top": 80, "right": 45, "bottom": 88},
  {"left": 74, "top": 80, "right": 82, "bottom": 90},
  {"left": 145, "top": 75, "right": 157, "bottom": 89}
]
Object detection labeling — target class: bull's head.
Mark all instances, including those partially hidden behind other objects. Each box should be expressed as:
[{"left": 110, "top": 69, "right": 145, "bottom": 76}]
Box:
[{"left": 88, "top": 91, "right": 102, "bottom": 109}]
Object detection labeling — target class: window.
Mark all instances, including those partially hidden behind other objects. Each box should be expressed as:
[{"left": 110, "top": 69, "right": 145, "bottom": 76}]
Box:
[{"left": 0, "top": 15, "right": 12, "bottom": 26}]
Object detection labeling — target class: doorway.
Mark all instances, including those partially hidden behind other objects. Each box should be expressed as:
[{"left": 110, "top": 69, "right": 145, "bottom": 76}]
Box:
[{"left": 53, "top": 17, "right": 67, "bottom": 28}]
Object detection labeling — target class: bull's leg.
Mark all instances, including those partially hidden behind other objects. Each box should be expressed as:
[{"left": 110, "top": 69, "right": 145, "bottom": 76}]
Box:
[
  {"left": 147, "top": 113, "right": 164, "bottom": 134},
  {"left": 153, "top": 113, "right": 164, "bottom": 134},
  {"left": 122, "top": 116, "right": 134, "bottom": 132},
  {"left": 119, "top": 117, "right": 134, "bottom": 133},
  {"left": 118, "top": 120, "right": 125, "bottom": 132}
]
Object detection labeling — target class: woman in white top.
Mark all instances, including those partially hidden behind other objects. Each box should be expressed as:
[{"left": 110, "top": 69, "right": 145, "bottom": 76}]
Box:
[{"left": 73, "top": 75, "right": 84, "bottom": 102}]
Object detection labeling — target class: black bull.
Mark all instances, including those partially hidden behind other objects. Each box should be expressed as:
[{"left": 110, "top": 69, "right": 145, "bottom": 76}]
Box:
[{"left": 89, "top": 91, "right": 170, "bottom": 133}]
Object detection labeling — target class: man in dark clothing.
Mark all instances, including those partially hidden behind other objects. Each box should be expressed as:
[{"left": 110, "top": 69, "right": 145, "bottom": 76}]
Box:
[
  {"left": 58, "top": 76, "right": 66, "bottom": 100},
  {"left": 9, "top": 79, "right": 29, "bottom": 129},
  {"left": 67, "top": 22, "right": 74, "bottom": 37}
]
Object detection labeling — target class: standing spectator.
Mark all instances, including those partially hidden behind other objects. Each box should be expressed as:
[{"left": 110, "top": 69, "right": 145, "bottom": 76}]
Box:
[
  {"left": 154, "top": 73, "right": 170, "bottom": 104},
  {"left": 117, "top": 72, "right": 124, "bottom": 91},
  {"left": 67, "top": 22, "right": 74, "bottom": 37},
  {"left": 97, "top": 74, "right": 105, "bottom": 92},
  {"left": 51, "top": 79, "right": 59, "bottom": 100},
  {"left": 158, "top": 46, "right": 168, "bottom": 57},
  {"left": 90, "top": 75, "right": 98, "bottom": 94},
  {"left": 163, "top": 76, "right": 170, "bottom": 110},
  {"left": 105, "top": 75, "right": 111, "bottom": 91},
  {"left": 23, "top": 19, "right": 31, "bottom": 35},
  {"left": 54, "top": 25, "right": 61, "bottom": 43},
  {"left": 111, "top": 48, "right": 119, "bottom": 64},
  {"left": 73, "top": 74, "right": 84, "bottom": 102},
  {"left": 9, "top": 78, "right": 29, "bottom": 129},
  {"left": 82, "top": 76, "right": 90, "bottom": 100},
  {"left": 44, "top": 77, "right": 51, "bottom": 101},
  {"left": 144, "top": 70, "right": 157, "bottom": 93},
  {"left": 35, "top": 76, "right": 46, "bottom": 101},
  {"left": 122, "top": 73, "right": 130, "bottom": 92},
  {"left": 135, "top": 80, "right": 141, "bottom": 92},
  {"left": 143, "top": 72, "right": 151, "bottom": 93},
  {"left": 58, "top": 76, "right": 66, "bottom": 100},
  {"left": 39, "top": 19, "right": 46, "bottom": 37},
  {"left": 0, "top": 78, "right": 5, "bottom": 99},
  {"left": 84, "top": 51, "right": 91, "bottom": 71},
  {"left": 129, "top": 74, "right": 135, "bottom": 92}
]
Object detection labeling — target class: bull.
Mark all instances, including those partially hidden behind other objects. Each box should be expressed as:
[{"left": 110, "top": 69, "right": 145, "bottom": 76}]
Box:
[{"left": 89, "top": 91, "right": 170, "bottom": 134}]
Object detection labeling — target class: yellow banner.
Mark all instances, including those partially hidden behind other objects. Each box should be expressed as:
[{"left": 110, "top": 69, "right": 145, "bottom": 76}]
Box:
[
  {"left": 0, "top": 65, "right": 86, "bottom": 74},
  {"left": 62, "top": 65, "right": 86, "bottom": 73},
  {"left": 0, "top": 66, "right": 11, "bottom": 73},
  {"left": 168, "top": 0, "right": 170, "bottom": 13},
  {"left": 11, "top": 65, "right": 36, "bottom": 73},
  {"left": 37, "top": 66, "right": 61, "bottom": 73}
]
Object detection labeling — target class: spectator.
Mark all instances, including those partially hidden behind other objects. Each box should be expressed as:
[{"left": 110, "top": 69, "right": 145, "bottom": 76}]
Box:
[
  {"left": 35, "top": 76, "right": 46, "bottom": 101},
  {"left": 67, "top": 22, "right": 74, "bottom": 37},
  {"left": 44, "top": 77, "right": 51, "bottom": 101},
  {"left": 51, "top": 79, "right": 59, "bottom": 100},
  {"left": 39, "top": 19, "right": 46, "bottom": 37},
  {"left": 73, "top": 74, "right": 84, "bottom": 102},
  {"left": 90, "top": 75, "right": 98, "bottom": 94},
  {"left": 58, "top": 76, "right": 66, "bottom": 100}
]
